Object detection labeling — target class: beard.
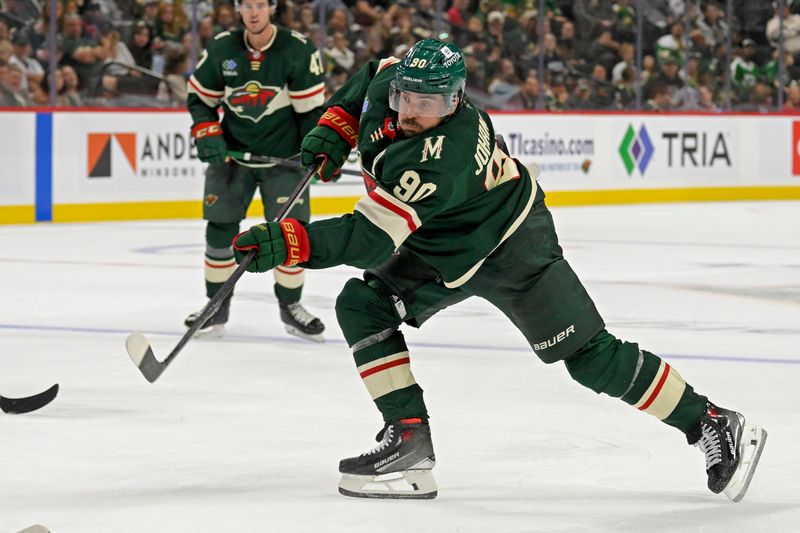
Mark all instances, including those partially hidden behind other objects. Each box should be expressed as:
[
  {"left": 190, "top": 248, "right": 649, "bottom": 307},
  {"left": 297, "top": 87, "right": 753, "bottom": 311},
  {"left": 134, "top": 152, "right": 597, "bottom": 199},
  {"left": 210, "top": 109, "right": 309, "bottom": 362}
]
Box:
[{"left": 400, "top": 119, "right": 421, "bottom": 135}]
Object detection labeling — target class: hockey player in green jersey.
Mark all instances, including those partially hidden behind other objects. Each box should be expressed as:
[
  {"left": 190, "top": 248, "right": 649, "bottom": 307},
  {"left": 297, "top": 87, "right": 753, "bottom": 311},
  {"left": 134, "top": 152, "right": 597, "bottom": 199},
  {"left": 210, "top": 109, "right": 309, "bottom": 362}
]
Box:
[
  {"left": 185, "top": 0, "right": 327, "bottom": 341},
  {"left": 231, "top": 39, "right": 767, "bottom": 500}
]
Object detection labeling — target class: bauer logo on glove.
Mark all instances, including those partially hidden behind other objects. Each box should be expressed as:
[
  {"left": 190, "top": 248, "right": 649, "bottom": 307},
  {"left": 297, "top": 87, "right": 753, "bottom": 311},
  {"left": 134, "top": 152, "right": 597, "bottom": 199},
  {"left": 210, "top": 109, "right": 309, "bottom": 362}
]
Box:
[{"left": 232, "top": 219, "right": 310, "bottom": 272}]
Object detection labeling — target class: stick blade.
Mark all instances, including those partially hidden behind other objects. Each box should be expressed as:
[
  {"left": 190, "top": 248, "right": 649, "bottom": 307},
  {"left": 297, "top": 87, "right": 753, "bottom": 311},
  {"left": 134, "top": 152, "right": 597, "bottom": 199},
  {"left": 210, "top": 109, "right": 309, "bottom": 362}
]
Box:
[
  {"left": 0, "top": 384, "right": 59, "bottom": 414},
  {"left": 125, "top": 332, "right": 164, "bottom": 383}
]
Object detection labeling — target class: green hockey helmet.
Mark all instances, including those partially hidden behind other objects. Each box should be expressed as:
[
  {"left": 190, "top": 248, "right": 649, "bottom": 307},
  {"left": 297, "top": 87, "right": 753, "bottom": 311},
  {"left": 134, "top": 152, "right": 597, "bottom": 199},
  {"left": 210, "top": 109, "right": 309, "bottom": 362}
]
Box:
[{"left": 389, "top": 39, "right": 467, "bottom": 118}]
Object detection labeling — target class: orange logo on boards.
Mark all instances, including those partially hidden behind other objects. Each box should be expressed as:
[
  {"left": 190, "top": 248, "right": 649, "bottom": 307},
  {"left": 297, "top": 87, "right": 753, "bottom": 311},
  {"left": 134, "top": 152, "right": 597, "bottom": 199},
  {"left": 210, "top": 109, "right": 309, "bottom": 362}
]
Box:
[{"left": 87, "top": 133, "right": 137, "bottom": 178}]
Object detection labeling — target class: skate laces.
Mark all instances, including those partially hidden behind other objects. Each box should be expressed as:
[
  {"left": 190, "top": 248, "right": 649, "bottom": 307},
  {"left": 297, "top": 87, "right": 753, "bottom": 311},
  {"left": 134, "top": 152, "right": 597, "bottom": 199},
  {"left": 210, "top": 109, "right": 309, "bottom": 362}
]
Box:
[
  {"left": 286, "top": 303, "right": 317, "bottom": 326},
  {"left": 695, "top": 420, "right": 723, "bottom": 470},
  {"left": 364, "top": 425, "right": 395, "bottom": 456}
]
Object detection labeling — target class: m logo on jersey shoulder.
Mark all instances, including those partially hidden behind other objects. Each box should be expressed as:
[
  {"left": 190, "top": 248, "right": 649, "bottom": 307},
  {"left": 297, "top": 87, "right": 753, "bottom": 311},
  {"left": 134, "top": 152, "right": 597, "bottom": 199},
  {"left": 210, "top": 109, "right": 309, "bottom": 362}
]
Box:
[
  {"left": 225, "top": 81, "right": 286, "bottom": 122},
  {"left": 421, "top": 135, "right": 445, "bottom": 162}
]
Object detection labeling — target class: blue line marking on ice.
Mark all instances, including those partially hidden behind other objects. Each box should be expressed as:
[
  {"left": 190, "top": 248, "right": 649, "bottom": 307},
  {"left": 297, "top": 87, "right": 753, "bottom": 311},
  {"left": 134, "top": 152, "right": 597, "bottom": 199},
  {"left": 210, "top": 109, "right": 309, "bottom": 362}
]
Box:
[{"left": 1, "top": 323, "right": 798, "bottom": 365}]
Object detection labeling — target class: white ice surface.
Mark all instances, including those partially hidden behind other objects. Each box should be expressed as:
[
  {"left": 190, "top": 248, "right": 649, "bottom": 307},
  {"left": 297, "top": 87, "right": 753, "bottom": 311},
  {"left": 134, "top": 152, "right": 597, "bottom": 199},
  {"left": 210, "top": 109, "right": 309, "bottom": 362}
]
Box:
[{"left": 1, "top": 201, "right": 799, "bottom": 533}]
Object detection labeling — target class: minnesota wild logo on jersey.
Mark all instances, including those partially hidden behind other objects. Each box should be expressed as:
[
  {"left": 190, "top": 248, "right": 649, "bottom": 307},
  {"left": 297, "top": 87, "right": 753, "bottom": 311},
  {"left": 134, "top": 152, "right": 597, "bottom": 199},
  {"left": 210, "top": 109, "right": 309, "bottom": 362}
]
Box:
[{"left": 226, "top": 81, "right": 283, "bottom": 122}]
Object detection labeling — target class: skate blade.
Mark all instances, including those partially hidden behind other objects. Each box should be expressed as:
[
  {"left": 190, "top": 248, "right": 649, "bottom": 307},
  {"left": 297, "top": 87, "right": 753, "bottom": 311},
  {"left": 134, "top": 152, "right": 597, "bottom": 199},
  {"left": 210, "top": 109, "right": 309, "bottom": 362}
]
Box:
[
  {"left": 724, "top": 425, "right": 767, "bottom": 503},
  {"left": 284, "top": 325, "right": 325, "bottom": 343},
  {"left": 338, "top": 470, "right": 437, "bottom": 499},
  {"left": 189, "top": 324, "right": 225, "bottom": 338}
]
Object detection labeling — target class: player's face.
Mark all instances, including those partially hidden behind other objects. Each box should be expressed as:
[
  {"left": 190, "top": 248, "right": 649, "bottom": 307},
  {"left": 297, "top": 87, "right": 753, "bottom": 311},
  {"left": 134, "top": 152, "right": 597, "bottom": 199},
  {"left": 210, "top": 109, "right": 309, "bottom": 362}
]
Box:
[
  {"left": 239, "top": 0, "right": 270, "bottom": 35},
  {"left": 396, "top": 91, "right": 453, "bottom": 136}
]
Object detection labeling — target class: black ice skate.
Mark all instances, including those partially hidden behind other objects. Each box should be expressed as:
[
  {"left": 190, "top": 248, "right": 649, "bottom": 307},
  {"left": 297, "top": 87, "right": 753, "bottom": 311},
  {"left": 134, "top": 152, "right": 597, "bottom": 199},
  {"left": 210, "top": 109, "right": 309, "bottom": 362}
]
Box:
[
  {"left": 687, "top": 402, "right": 767, "bottom": 502},
  {"left": 338, "top": 418, "right": 437, "bottom": 499},
  {"left": 184, "top": 294, "right": 232, "bottom": 336},
  {"left": 279, "top": 302, "right": 325, "bottom": 342}
]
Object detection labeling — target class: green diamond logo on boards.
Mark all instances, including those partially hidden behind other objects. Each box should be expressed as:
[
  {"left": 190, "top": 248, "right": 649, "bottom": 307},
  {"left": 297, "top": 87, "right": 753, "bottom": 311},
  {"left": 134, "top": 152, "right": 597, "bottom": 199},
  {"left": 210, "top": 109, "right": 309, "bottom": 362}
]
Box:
[{"left": 618, "top": 124, "right": 654, "bottom": 176}]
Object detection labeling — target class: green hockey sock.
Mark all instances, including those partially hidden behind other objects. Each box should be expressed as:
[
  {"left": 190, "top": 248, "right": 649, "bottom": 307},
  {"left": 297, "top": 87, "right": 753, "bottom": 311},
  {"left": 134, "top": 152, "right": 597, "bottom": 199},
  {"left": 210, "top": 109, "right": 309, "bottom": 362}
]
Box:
[{"left": 565, "top": 330, "right": 707, "bottom": 434}]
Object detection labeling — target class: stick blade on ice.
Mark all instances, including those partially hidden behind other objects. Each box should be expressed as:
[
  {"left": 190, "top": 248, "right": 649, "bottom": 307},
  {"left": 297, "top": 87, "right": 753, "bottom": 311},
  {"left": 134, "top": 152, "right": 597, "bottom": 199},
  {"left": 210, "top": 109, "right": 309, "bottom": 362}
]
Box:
[
  {"left": 0, "top": 384, "right": 59, "bottom": 414},
  {"left": 126, "top": 332, "right": 164, "bottom": 383}
]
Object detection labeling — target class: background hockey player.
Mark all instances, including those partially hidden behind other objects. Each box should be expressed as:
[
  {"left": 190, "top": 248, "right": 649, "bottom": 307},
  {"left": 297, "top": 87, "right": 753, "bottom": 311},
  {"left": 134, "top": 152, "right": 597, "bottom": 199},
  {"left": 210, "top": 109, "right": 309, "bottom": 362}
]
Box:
[
  {"left": 231, "top": 39, "right": 767, "bottom": 500},
  {"left": 186, "top": 0, "right": 327, "bottom": 341}
]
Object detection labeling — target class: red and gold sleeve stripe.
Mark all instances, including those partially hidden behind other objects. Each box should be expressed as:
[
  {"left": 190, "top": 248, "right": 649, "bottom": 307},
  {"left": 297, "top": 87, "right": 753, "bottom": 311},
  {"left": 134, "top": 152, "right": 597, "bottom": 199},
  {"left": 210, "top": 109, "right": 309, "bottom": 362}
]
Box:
[
  {"left": 289, "top": 82, "right": 326, "bottom": 113},
  {"left": 357, "top": 352, "right": 416, "bottom": 400},
  {"left": 354, "top": 187, "right": 421, "bottom": 248},
  {"left": 633, "top": 361, "right": 686, "bottom": 420},
  {"left": 188, "top": 76, "right": 224, "bottom": 108}
]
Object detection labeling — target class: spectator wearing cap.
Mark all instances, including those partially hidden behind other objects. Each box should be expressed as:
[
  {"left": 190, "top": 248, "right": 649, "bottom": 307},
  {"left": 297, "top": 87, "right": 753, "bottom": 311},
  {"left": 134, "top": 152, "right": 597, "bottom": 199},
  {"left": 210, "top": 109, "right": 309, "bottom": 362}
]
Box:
[
  {"left": 485, "top": 11, "right": 510, "bottom": 57},
  {"left": 9, "top": 31, "right": 45, "bottom": 92},
  {"left": 731, "top": 38, "right": 762, "bottom": 96},
  {"left": 766, "top": 0, "right": 800, "bottom": 55}
]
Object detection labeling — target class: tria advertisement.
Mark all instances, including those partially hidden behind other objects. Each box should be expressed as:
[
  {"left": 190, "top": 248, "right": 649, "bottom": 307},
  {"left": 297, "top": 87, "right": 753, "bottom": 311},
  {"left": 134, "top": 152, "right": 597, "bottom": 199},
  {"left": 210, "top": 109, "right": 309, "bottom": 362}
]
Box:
[{"left": 490, "top": 113, "right": 794, "bottom": 191}]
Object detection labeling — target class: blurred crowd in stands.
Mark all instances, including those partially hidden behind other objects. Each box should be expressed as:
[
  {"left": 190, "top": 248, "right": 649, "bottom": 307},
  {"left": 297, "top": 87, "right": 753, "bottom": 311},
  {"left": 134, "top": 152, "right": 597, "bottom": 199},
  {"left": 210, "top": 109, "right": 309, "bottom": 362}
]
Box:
[{"left": 1, "top": 0, "right": 800, "bottom": 111}]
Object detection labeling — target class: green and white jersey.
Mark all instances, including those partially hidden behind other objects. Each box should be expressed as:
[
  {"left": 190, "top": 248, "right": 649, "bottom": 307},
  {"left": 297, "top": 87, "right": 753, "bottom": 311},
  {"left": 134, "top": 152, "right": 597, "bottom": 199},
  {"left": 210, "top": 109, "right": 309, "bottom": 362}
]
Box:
[
  {"left": 305, "top": 58, "right": 540, "bottom": 288},
  {"left": 187, "top": 26, "right": 325, "bottom": 165},
  {"left": 730, "top": 57, "right": 760, "bottom": 89}
]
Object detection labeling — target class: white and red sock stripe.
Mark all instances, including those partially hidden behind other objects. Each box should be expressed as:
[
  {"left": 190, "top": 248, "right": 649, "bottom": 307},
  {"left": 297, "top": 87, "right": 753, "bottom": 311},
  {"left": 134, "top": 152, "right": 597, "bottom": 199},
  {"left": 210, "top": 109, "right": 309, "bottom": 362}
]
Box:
[
  {"left": 274, "top": 265, "right": 305, "bottom": 289},
  {"left": 357, "top": 352, "right": 416, "bottom": 400},
  {"left": 633, "top": 360, "right": 686, "bottom": 420},
  {"left": 205, "top": 256, "right": 236, "bottom": 283}
]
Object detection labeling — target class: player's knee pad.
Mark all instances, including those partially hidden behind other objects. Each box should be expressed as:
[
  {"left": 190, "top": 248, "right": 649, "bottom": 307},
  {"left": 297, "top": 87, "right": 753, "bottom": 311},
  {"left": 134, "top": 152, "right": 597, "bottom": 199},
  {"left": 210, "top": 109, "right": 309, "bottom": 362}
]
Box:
[{"left": 335, "top": 277, "right": 403, "bottom": 349}]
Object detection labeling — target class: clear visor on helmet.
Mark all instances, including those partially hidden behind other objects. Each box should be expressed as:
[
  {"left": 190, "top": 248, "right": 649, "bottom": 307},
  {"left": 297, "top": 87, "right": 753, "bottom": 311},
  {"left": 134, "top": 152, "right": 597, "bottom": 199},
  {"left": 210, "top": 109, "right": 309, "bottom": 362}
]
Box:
[{"left": 389, "top": 81, "right": 459, "bottom": 118}]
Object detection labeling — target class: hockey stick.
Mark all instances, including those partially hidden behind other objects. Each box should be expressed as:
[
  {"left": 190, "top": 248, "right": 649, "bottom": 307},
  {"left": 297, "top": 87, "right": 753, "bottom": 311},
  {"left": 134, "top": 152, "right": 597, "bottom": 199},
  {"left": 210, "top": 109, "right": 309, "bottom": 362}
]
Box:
[
  {"left": 0, "top": 384, "right": 59, "bottom": 414},
  {"left": 227, "top": 150, "right": 362, "bottom": 177},
  {"left": 125, "top": 160, "right": 322, "bottom": 383}
]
